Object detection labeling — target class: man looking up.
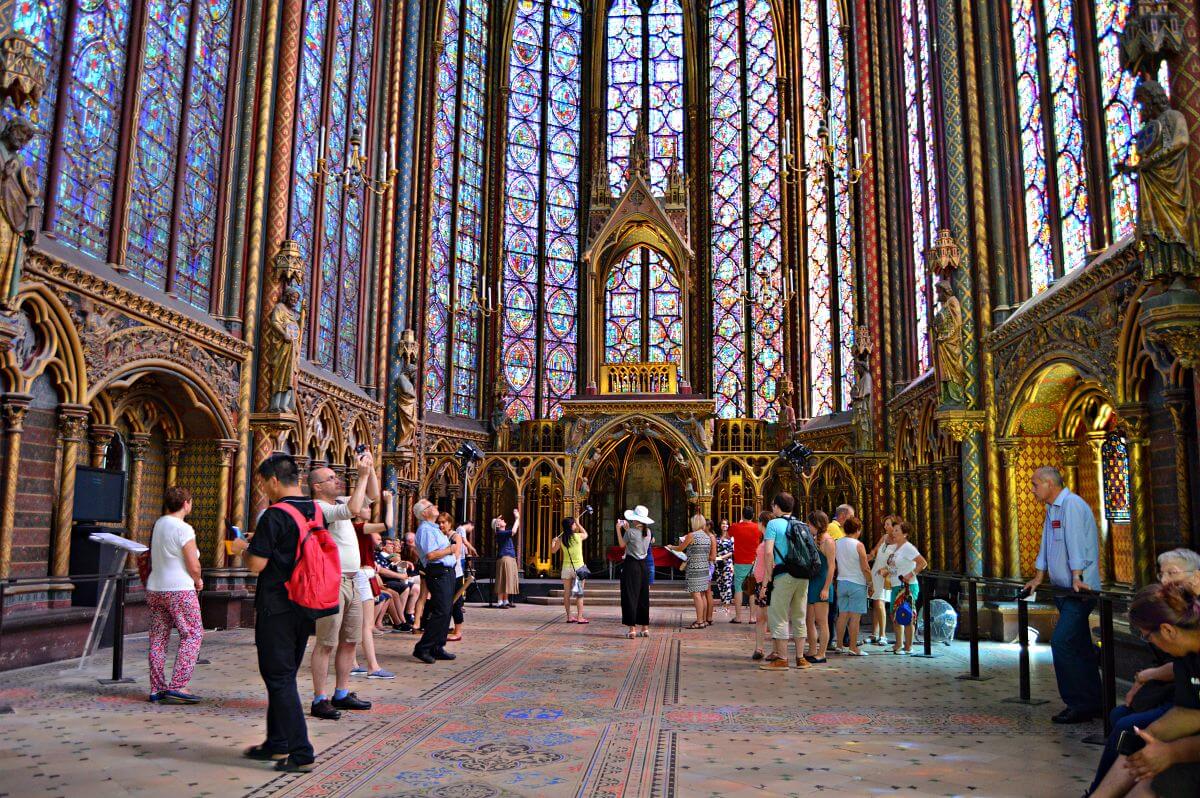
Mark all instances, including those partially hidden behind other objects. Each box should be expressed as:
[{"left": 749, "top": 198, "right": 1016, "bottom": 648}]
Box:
[
  {"left": 306, "top": 451, "right": 376, "bottom": 720},
  {"left": 412, "top": 499, "right": 459, "bottom": 664}
]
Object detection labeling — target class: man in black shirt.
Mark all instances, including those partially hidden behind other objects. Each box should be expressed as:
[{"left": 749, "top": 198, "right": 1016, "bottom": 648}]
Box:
[{"left": 228, "top": 453, "right": 317, "bottom": 773}]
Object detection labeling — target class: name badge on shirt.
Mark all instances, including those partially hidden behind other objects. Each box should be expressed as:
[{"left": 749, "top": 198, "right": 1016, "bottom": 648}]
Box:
[{"left": 1051, "top": 520, "right": 1061, "bottom": 529}]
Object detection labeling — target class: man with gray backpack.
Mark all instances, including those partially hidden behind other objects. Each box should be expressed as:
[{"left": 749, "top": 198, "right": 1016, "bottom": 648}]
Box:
[{"left": 756, "top": 492, "right": 822, "bottom": 670}]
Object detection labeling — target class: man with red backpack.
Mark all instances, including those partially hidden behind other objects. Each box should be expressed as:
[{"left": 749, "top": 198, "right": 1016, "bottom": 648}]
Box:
[{"left": 228, "top": 453, "right": 328, "bottom": 772}]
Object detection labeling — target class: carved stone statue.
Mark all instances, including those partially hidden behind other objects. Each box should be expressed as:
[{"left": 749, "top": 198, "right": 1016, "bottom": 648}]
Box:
[
  {"left": 395, "top": 337, "right": 419, "bottom": 449},
  {"left": 851, "top": 338, "right": 874, "bottom": 445},
  {"left": 0, "top": 115, "right": 37, "bottom": 312},
  {"left": 1117, "top": 78, "right": 1200, "bottom": 283},
  {"left": 932, "top": 280, "right": 968, "bottom": 406},
  {"left": 264, "top": 286, "right": 302, "bottom": 413},
  {"left": 774, "top": 379, "right": 797, "bottom": 448}
]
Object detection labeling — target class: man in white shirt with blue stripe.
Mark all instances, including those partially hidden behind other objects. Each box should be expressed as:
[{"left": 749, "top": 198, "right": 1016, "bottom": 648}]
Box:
[{"left": 1023, "top": 465, "right": 1102, "bottom": 724}]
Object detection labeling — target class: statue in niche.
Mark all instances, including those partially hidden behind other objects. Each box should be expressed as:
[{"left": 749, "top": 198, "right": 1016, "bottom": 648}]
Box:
[
  {"left": 932, "top": 280, "right": 968, "bottom": 406},
  {"left": 851, "top": 333, "right": 874, "bottom": 446},
  {"left": 264, "top": 286, "right": 302, "bottom": 413},
  {"left": 394, "top": 333, "right": 420, "bottom": 449},
  {"left": 1116, "top": 78, "right": 1200, "bottom": 284},
  {"left": 775, "top": 379, "right": 797, "bottom": 448},
  {"left": 0, "top": 115, "right": 37, "bottom": 313}
]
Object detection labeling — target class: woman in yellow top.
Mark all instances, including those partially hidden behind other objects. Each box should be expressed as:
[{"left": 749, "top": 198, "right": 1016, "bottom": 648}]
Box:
[{"left": 550, "top": 516, "right": 589, "bottom": 624}]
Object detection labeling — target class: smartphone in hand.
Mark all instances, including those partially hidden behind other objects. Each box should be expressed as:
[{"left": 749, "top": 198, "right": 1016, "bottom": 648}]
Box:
[{"left": 1116, "top": 729, "right": 1146, "bottom": 757}]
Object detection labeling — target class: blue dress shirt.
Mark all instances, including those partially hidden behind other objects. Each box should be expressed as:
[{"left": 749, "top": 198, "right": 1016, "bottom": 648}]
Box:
[
  {"left": 415, "top": 519, "right": 456, "bottom": 567},
  {"left": 1035, "top": 487, "right": 1101, "bottom": 590}
]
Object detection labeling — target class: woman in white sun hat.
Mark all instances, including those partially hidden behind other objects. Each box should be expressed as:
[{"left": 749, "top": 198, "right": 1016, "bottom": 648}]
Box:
[{"left": 617, "top": 505, "right": 654, "bottom": 639}]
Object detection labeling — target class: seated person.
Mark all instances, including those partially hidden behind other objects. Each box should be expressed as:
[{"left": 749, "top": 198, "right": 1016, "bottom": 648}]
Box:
[
  {"left": 1087, "top": 549, "right": 1200, "bottom": 794},
  {"left": 1091, "top": 581, "right": 1200, "bottom": 798}
]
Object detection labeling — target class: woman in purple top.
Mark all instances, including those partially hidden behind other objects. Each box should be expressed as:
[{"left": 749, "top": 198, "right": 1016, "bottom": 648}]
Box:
[{"left": 493, "top": 508, "right": 520, "bottom": 608}]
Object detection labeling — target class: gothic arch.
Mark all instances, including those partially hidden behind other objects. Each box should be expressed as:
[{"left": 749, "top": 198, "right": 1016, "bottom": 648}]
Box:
[
  {"left": 568, "top": 412, "right": 705, "bottom": 497},
  {"left": 2, "top": 286, "right": 87, "bottom": 403}
]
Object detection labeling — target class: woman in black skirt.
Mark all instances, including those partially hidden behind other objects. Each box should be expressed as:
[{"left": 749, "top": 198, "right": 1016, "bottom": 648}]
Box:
[{"left": 618, "top": 505, "right": 654, "bottom": 639}]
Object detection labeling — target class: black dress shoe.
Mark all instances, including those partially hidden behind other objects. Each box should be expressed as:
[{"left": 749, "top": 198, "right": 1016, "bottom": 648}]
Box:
[
  {"left": 310, "top": 699, "right": 341, "bottom": 720},
  {"left": 243, "top": 744, "right": 287, "bottom": 761},
  {"left": 432, "top": 650, "right": 457, "bottom": 661},
  {"left": 332, "top": 692, "right": 372, "bottom": 710},
  {"left": 1052, "top": 708, "right": 1098, "bottom": 724},
  {"left": 274, "top": 755, "right": 314, "bottom": 772},
  {"left": 413, "top": 651, "right": 436, "bottom": 664}
]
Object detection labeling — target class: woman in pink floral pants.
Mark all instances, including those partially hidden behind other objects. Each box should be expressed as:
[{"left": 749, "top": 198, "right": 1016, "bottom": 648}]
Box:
[{"left": 145, "top": 487, "right": 205, "bottom": 704}]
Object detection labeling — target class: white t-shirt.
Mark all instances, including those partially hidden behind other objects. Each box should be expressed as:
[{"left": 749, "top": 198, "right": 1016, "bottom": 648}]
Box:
[
  {"left": 316, "top": 500, "right": 359, "bottom": 573},
  {"left": 887, "top": 541, "right": 922, "bottom": 584},
  {"left": 835, "top": 537, "right": 867, "bottom": 585},
  {"left": 146, "top": 515, "right": 197, "bottom": 592}
]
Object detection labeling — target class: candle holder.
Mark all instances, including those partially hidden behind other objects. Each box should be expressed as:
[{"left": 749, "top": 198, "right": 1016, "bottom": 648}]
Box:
[{"left": 309, "top": 125, "right": 397, "bottom": 196}]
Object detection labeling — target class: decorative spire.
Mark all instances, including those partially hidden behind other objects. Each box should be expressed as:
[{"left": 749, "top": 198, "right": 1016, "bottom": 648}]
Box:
[{"left": 626, "top": 119, "right": 649, "bottom": 183}]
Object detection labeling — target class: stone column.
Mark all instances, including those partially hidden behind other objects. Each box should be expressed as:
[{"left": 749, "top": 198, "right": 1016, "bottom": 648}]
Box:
[
  {"left": 996, "top": 439, "right": 1023, "bottom": 579},
  {"left": 918, "top": 468, "right": 934, "bottom": 563},
  {"left": 52, "top": 405, "right": 90, "bottom": 577},
  {"left": 293, "top": 455, "right": 312, "bottom": 486},
  {"left": 213, "top": 440, "right": 239, "bottom": 567},
  {"left": 1165, "top": 389, "right": 1192, "bottom": 546},
  {"left": 165, "top": 439, "right": 184, "bottom": 487},
  {"left": 89, "top": 425, "right": 118, "bottom": 468},
  {"left": 125, "top": 432, "right": 151, "bottom": 542},
  {"left": 1119, "top": 404, "right": 1155, "bottom": 586},
  {"left": 0, "top": 394, "right": 32, "bottom": 579},
  {"left": 895, "top": 472, "right": 909, "bottom": 523},
  {"left": 1056, "top": 439, "right": 1079, "bottom": 493}
]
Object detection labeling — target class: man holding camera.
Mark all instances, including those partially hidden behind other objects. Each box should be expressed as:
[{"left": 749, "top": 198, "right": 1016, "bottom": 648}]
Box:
[
  {"left": 306, "top": 449, "right": 376, "bottom": 719},
  {"left": 412, "top": 499, "right": 459, "bottom": 664}
]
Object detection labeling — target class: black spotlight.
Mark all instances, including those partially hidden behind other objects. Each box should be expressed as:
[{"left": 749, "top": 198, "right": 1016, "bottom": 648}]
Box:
[
  {"left": 456, "top": 441, "right": 485, "bottom": 465},
  {"left": 779, "top": 441, "right": 813, "bottom": 472}
]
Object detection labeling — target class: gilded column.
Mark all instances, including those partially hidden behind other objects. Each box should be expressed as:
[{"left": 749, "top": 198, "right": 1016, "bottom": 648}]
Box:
[
  {"left": 895, "top": 472, "right": 908, "bottom": 523},
  {"left": 1085, "top": 431, "right": 1111, "bottom": 581},
  {"left": 165, "top": 439, "right": 184, "bottom": 487},
  {"left": 294, "top": 454, "right": 312, "bottom": 487},
  {"left": 1119, "top": 404, "right": 1155, "bottom": 585},
  {"left": 918, "top": 468, "right": 934, "bottom": 562},
  {"left": 124, "top": 433, "right": 151, "bottom": 543},
  {"left": 996, "top": 439, "right": 1022, "bottom": 579},
  {"left": 931, "top": 462, "right": 948, "bottom": 571},
  {"left": 947, "top": 457, "right": 964, "bottom": 573},
  {"left": 1056, "top": 439, "right": 1079, "bottom": 493},
  {"left": 52, "top": 405, "right": 89, "bottom": 577},
  {"left": 0, "top": 394, "right": 32, "bottom": 579},
  {"left": 213, "top": 440, "right": 239, "bottom": 567},
  {"left": 89, "top": 425, "right": 118, "bottom": 468},
  {"left": 1165, "top": 389, "right": 1192, "bottom": 544}
]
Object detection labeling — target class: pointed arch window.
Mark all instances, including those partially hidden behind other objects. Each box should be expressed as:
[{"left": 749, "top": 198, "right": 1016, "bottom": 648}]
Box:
[
  {"left": 1100, "top": 431, "right": 1131, "bottom": 524},
  {"left": 499, "top": 0, "right": 583, "bottom": 422},
  {"left": 898, "top": 0, "right": 940, "bottom": 372},
  {"left": 423, "top": 0, "right": 490, "bottom": 417},
  {"left": 14, "top": 1, "right": 237, "bottom": 312},
  {"left": 799, "top": 0, "right": 854, "bottom": 416},
  {"left": 289, "top": 0, "right": 377, "bottom": 381},
  {"left": 708, "top": 0, "right": 784, "bottom": 420},
  {"left": 603, "top": 247, "right": 683, "bottom": 369},
  {"left": 606, "top": 0, "right": 684, "bottom": 196}
]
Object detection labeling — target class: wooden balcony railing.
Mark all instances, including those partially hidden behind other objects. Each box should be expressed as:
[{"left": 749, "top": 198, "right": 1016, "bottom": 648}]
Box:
[{"left": 599, "top": 362, "right": 678, "bottom": 394}]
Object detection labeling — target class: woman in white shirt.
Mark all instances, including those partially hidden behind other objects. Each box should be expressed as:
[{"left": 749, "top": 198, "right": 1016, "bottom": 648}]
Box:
[
  {"left": 876, "top": 520, "right": 927, "bottom": 655},
  {"left": 145, "top": 486, "right": 204, "bottom": 704},
  {"left": 866, "top": 516, "right": 900, "bottom": 646}
]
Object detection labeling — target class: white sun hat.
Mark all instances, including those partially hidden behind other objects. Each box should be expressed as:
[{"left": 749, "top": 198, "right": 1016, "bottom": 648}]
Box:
[{"left": 623, "top": 505, "right": 655, "bottom": 525}]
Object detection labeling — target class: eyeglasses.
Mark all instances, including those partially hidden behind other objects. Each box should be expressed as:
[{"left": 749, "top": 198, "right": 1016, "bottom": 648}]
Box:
[
  {"left": 311, "top": 475, "right": 338, "bottom": 486},
  {"left": 1158, "top": 568, "right": 1196, "bottom": 580}
]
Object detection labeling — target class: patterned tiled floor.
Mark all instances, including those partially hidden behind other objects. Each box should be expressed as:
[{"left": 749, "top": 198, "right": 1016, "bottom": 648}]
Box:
[{"left": 0, "top": 603, "right": 1098, "bottom": 797}]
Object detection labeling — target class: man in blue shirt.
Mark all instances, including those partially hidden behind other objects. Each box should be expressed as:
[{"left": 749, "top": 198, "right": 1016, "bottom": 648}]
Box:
[
  {"left": 412, "top": 499, "right": 459, "bottom": 664},
  {"left": 1024, "top": 465, "right": 1102, "bottom": 724},
  {"left": 756, "top": 492, "right": 812, "bottom": 671}
]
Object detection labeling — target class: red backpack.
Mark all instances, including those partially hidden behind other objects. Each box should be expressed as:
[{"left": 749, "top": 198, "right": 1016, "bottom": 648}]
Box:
[{"left": 271, "top": 501, "right": 340, "bottom": 619}]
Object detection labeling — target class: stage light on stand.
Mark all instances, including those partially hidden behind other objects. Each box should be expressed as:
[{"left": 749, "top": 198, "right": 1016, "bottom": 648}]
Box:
[{"left": 779, "top": 441, "right": 813, "bottom": 472}]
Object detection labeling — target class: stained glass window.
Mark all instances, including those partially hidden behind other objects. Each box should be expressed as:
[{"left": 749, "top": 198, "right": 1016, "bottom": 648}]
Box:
[
  {"left": 603, "top": 247, "right": 682, "bottom": 372},
  {"left": 899, "top": 0, "right": 940, "bottom": 372},
  {"left": 605, "top": 0, "right": 682, "bottom": 196},
  {"left": 1009, "top": 0, "right": 1091, "bottom": 295},
  {"left": 500, "top": 0, "right": 583, "bottom": 422},
  {"left": 798, "top": 0, "right": 854, "bottom": 416},
  {"left": 10, "top": 0, "right": 67, "bottom": 189},
  {"left": 289, "top": 0, "right": 376, "bottom": 381},
  {"left": 127, "top": 0, "right": 235, "bottom": 309},
  {"left": 1101, "top": 431, "right": 1131, "bottom": 524},
  {"left": 708, "top": 0, "right": 783, "bottom": 420},
  {"left": 424, "top": 0, "right": 491, "bottom": 416},
  {"left": 53, "top": 0, "right": 131, "bottom": 259}
]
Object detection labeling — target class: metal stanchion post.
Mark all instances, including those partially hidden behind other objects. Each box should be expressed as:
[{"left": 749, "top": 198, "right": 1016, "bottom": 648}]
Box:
[
  {"left": 1004, "top": 590, "right": 1048, "bottom": 705},
  {"left": 957, "top": 578, "right": 991, "bottom": 681},
  {"left": 912, "top": 573, "right": 935, "bottom": 658},
  {"left": 1100, "top": 595, "right": 1116, "bottom": 735},
  {"left": 99, "top": 572, "right": 134, "bottom": 685}
]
